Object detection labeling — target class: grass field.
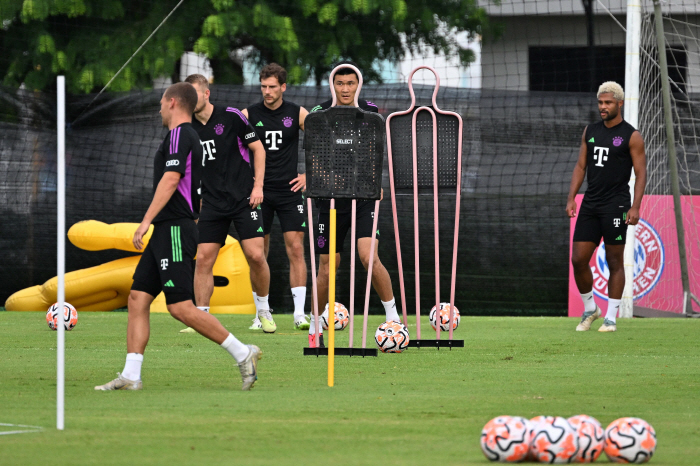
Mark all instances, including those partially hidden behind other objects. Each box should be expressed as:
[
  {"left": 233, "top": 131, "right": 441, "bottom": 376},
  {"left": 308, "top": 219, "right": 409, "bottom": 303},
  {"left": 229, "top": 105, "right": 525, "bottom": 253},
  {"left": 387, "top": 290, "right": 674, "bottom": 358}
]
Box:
[{"left": 1, "top": 311, "right": 698, "bottom": 465}]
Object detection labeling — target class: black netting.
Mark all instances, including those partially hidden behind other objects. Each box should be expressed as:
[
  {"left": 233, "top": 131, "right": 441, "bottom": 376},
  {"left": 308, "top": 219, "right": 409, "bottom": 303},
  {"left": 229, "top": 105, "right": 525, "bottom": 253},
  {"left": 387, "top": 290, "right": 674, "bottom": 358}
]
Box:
[
  {"left": 389, "top": 108, "right": 460, "bottom": 193},
  {"left": 304, "top": 107, "right": 384, "bottom": 200}
]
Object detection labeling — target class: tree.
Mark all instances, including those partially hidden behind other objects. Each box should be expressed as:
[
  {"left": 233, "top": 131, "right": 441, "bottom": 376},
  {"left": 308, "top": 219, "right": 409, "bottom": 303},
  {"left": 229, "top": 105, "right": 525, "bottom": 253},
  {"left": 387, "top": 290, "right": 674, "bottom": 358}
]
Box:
[{"left": 0, "top": 0, "right": 496, "bottom": 92}]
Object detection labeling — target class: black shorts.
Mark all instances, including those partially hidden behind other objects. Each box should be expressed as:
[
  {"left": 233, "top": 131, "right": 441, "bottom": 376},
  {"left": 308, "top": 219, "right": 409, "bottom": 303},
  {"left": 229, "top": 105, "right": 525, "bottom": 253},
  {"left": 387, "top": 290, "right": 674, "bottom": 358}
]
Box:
[
  {"left": 260, "top": 189, "right": 306, "bottom": 234},
  {"left": 132, "top": 219, "right": 197, "bottom": 305},
  {"left": 573, "top": 203, "right": 630, "bottom": 245},
  {"left": 198, "top": 197, "right": 265, "bottom": 244},
  {"left": 315, "top": 200, "right": 378, "bottom": 254}
]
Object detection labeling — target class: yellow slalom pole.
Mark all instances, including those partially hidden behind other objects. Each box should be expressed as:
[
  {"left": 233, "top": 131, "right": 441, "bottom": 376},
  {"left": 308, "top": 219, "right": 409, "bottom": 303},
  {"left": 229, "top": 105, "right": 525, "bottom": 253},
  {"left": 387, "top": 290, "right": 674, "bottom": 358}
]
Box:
[{"left": 328, "top": 208, "right": 336, "bottom": 387}]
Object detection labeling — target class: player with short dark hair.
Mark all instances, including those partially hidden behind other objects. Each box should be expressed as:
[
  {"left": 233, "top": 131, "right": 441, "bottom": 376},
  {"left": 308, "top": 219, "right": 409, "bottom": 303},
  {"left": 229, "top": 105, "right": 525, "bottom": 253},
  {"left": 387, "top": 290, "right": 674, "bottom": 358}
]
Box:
[
  {"left": 242, "top": 63, "right": 310, "bottom": 331},
  {"left": 183, "top": 74, "right": 278, "bottom": 334},
  {"left": 307, "top": 63, "right": 399, "bottom": 347},
  {"left": 95, "top": 82, "right": 262, "bottom": 392},
  {"left": 567, "top": 81, "right": 647, "bottom": 333}
]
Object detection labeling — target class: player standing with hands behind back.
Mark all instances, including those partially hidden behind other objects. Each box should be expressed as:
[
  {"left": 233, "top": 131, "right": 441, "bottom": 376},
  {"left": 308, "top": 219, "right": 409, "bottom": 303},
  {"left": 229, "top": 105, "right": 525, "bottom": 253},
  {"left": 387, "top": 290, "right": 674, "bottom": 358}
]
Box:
[
  {"left": 243, "top": 63, "right": 310, "bottom": 331},
  {"left": 567, "top": 81, "right": 646, "bottom": 333}
]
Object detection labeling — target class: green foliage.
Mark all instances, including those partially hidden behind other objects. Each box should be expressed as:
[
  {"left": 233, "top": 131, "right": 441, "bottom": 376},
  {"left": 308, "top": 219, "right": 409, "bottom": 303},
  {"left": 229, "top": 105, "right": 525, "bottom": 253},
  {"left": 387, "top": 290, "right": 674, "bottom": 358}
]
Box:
[{"left": 0, "top": 0, "right": 495, "bottom": 92}]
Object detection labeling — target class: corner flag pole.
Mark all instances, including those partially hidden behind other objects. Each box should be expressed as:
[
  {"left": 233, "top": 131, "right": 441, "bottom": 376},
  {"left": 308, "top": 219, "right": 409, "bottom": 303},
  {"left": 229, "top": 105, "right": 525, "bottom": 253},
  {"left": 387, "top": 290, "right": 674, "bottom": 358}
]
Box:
[{"left": 57, "top": 76, "right": 66, "bottom": 430}]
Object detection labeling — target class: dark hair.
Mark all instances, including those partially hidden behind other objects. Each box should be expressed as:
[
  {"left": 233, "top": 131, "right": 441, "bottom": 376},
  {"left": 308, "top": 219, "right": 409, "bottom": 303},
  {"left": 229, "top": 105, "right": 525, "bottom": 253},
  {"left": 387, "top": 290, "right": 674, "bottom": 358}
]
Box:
[
  {"left": 332, "top": 61, "right": 360, "bottom": 80},
  {"left": 260, "top": 63, "right": 287, "bottom": 85},
  {"left": 164, "top": 82, "right": 198, "bottom": 114},
  {"left": 184, "top": 73, "right": 209, "bottom": 89}
]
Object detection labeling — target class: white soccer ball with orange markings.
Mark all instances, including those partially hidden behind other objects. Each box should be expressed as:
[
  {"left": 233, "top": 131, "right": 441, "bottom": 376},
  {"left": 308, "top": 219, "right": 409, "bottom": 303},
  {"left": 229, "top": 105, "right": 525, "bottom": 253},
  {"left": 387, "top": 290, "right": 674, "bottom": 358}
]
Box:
[
  {"left": 374, "top": 321, "right": 409, "bottom": 353},
  {"left": 604, "top": 417, "right": 656, "bottom": 463},
  {"left": 46, "top": 302, "right": 78, "bottom": 331},
  {"left": 529, "top": 416, "right": 579, "bottom": 463},
  {"left": 480, "top": 415, "right": 531, "bottom": 462},
  {"left": 321, "top": 302, "right": 349, "bottom": 330},
  {"left": 568, "top": 415, "right": 604, "bottom": 463},
  {"left": 429, "top": 302, "right": 460, "bottom": 331}
]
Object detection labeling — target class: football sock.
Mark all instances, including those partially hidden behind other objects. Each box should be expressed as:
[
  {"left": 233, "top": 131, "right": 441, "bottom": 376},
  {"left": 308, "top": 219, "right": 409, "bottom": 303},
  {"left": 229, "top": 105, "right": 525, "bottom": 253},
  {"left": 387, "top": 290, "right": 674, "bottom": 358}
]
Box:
[
  {"left": 580, "top": 291, "right": 597, "bottom": 313},
  {"left": 221, "top": 333, "right": 250, "bottom": 363},
  {"left": 292, "top": 286, "right": 306, "bottom": 317},
  {"left": 197, "top": 306, "right": 210, "bottom": 313},
  {"left": 122, "top": 353, "right": 143, "bottom": 381},
  {"left": 382, "top": 297, "right": 400, "bottom": 322},
  {"left": 255, "top": 294, "right": 270, "bottom": 311},
  {"left": 606, "top": 299, "right": 620, "bottom": 323},
  {"left": 309, "top": 314, "right": 322, "bottom": 335},
  {"left": 252, "top": 292, "right": 259, "bottom": 318}
]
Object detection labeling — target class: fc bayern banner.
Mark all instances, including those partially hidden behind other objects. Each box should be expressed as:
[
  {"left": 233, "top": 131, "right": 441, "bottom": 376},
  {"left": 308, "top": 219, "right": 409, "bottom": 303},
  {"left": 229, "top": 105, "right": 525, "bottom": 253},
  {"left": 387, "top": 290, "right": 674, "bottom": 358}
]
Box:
[{"left": 568, "top": 194, "right": 700, "bottom": 316}]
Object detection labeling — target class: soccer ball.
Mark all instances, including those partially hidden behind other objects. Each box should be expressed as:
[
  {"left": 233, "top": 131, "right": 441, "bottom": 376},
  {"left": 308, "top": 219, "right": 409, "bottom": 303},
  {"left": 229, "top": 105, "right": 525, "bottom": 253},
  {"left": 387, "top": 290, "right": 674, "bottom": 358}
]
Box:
[
  {"left": 527, "top": 416, "right": 557, "bottom": 461},
  {"left": 429, "top": 302, "right": 460, "bottom": 331},
  {"left": 320, "top": 302, "right": 349, "bottom": 330},
  {"left": 480, "top": 416, "right": 531, "bottom": 462},
  {"left": 46, "top": 302, "right": 78, "bottom": 331},
  {"left": 374, "top": 321, "right": 409, "bottom": 353},
  {"left": 529, "top": 416, "right": 579, "bottom": 463},
  {"left": 604, "top": 417, "right": 656, "bottom": 463},
  {"left": 568, "top": 415, "right": 604, "bottom": 463}
]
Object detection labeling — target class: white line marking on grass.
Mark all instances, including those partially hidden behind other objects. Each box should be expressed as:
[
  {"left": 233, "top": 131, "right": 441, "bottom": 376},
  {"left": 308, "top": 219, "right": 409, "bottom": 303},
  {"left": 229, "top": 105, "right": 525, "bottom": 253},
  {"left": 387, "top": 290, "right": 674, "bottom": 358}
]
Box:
[{"left": 0, "top": 423, "right": 43, "bottom": 435}]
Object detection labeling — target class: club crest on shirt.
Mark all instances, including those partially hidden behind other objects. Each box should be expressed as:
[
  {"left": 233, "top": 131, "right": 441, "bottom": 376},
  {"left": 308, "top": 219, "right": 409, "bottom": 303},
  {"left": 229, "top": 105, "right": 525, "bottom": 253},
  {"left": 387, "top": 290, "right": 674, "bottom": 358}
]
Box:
[
  {"left": 214, "top": 124, "right": 224, "bottom": 135},
  {"left": 613, "top": 136, "right": 624, "bottom": 147},
  {"left": 589, "top": 218, "right": 664, "bottom": 300},
  {"left": 317, "top": 236, "right": 326, "bottom": 248},
  {"left": 283, "top": 116, "right": 293, "bottom": 128}
]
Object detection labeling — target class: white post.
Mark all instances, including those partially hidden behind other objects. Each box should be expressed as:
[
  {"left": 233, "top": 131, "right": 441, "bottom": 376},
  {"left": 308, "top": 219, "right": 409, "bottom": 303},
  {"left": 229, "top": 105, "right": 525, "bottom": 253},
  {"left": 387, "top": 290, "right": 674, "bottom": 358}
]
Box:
[
  {"left": 57, "top": 76, "right": 66, "bottom": 430},
  {"left": 621, "top": 0, "right": 641, "bottom": 319}
]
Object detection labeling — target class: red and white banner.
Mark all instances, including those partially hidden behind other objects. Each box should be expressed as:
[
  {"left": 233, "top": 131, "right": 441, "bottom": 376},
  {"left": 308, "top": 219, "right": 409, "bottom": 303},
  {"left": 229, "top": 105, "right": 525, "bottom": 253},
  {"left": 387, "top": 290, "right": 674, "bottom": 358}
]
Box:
[{"left": 568, "top": 194, "right": 700, "bottom": 316}]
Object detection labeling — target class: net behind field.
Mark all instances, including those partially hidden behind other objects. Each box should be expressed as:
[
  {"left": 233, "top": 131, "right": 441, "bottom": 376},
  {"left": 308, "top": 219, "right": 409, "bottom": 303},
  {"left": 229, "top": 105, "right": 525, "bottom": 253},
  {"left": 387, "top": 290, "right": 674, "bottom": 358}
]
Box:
[
  {"left": 636, "top": 4, "right": 700, "bottom": 312},
  {"left": 0, "top": 84, "right": 581, "bottom": 314}
]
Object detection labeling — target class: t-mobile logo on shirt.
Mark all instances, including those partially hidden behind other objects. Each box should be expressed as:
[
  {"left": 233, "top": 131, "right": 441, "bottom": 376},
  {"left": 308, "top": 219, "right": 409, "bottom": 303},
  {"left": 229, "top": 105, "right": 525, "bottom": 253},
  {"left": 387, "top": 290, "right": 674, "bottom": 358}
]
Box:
[
  {"left": 266, "top": 131, "right": 282, "bottom": 150},
  {"left": 201, "top": 140, "right": 216, "bottom": 164},
  {"left": 593, "top": 146, "right": 609, "bottom": 167}
]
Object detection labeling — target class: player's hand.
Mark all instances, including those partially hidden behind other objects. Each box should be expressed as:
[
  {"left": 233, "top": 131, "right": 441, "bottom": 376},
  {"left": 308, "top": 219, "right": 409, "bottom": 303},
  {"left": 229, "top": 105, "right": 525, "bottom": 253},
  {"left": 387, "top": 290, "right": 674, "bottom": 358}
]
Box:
[
  {"left": 566, "top": 200, "right": 577, "bottom": 218},
  {"left": 380, "top": 188, "right": 384, "bottom": 201},
  {"left": 290, "top": 173, "right": 306, "bottom": 192},
  {"left": 133, "top": 221, "right": 151, "bottom": 251},
  {"left": 250, "top": 186, "right": 264, "bottom": 209},
  {"left": 626, "top": 206, "right": 640, "bottom": 225}
]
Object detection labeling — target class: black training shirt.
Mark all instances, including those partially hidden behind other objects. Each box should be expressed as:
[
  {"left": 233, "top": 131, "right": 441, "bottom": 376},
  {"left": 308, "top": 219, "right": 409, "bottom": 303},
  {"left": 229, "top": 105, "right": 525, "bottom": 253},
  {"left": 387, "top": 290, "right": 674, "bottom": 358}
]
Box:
[
  {"left": 246, "top": 100, "right": 301, "bottom": 190},
  {"left": 582, "top": 119, "right": 637, "bottom": 210},
  {"left": 191, "top": 105, "right": 260, "bottom": 214},
  {"left": 152, "top": 123, "right": 202, "bottom": 224}
]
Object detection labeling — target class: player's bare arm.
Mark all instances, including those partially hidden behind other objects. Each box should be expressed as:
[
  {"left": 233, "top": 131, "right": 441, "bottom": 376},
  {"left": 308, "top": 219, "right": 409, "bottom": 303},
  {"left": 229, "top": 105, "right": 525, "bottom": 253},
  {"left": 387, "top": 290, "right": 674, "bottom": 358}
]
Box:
[
  {"left": 290, "top": 106, "right": 309, "bottom": 192},
  {"left": 626, "top": 131, "right": 647, "bottom": 225},
  {"left": 241, "top": 108, "right": 249, "bottom": 119},
  {"left": 249, "top": 139, "right": 265, "bottom": 208},
  {"left": 566, "top": 127, "right": 589, "bottom": 218},
  {"left": 133, "top": 171, "right": 181, "bottom": 250}
]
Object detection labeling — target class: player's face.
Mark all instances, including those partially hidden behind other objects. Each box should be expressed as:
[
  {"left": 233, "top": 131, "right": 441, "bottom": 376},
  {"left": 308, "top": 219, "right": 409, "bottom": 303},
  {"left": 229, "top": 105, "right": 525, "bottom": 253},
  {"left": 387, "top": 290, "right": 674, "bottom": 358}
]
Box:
[
  {"left": 598, "top": 93, "right": 622, "bottom": 121},
  {"left": 159, "top": 94, "right": 171, "bottom": 127},
  {"left": 260, "top": 77, "right": 286, "bottom": 107},
  {"left": 333, "top": 74, "right": 358, "bottom": 106},
  {"left": 192, "top": 83, "right": 210, "bottom": 114}
]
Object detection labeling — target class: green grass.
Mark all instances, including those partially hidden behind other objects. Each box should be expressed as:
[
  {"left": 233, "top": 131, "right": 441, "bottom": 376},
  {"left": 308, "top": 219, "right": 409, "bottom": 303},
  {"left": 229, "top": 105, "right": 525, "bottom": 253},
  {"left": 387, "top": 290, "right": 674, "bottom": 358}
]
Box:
[{"left": 1, "top": 312, "right": 698, "bottom": 465}]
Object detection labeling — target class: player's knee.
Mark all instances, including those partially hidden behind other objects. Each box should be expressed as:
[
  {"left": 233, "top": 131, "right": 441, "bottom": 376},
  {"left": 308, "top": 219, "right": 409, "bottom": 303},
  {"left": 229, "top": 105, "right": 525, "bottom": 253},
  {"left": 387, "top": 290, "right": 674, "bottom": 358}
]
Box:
[
  {"left": 195, "top": 248, "right": 218, "bottom": 270},
  {"left": 246, "top": 249, "right": 267, "bottom": 269},
  {"left": 286, "top": 241, "right": 304, "bottom": 261}
]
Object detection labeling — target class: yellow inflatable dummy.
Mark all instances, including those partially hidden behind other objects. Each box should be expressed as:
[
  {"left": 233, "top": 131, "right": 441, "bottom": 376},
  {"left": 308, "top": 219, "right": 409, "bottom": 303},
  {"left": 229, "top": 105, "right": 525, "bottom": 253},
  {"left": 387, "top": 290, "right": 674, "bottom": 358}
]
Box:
[{"left": 5, "top": 220, "right": 254, "bottom": 314}]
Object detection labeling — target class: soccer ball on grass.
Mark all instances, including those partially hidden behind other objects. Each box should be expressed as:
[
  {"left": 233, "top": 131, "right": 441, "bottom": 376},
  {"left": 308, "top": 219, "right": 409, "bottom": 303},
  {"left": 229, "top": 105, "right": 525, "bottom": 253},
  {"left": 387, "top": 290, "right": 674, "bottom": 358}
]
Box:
[
  {"left": 320, "top": 302, "right": 349, "bottom": 330},
  {"left": 374, "top": 321, "right": 409, "bottom": 353},
  {"left": 46, "top": 302, "right": 78, "bottom": 331},
  {"left": 429, "top": 303, "right": 460, "bottom": 331}
]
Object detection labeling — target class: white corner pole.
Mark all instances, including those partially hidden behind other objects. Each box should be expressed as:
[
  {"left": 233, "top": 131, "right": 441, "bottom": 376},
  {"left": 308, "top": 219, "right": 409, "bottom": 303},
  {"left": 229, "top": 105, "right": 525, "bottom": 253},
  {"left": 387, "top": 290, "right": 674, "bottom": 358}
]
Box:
[
  {"left": 621, "top": 0, "right": 642, "bottom": 318},
  {"left": 57, "top": 76, "right": 66, "bottom": 430}
]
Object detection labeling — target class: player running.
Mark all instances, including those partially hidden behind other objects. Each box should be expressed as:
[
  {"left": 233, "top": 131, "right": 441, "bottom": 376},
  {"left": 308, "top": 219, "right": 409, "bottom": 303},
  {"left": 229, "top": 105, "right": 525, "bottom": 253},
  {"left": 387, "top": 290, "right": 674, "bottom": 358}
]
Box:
[
  {"left": 567, "top": 81, "right": 646, "bottom": 333},
  {"left": 308, "top": 63, "right": 400, "bottom": 347},
  {"left": 242, "top": 63, "right": 310, "bottom": 331},
  {"left": 183, "top": 74, "right": 277, "bottom": 334},
  {"left": 95, "top": 82, "right": 262, "bottom": 392}
]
